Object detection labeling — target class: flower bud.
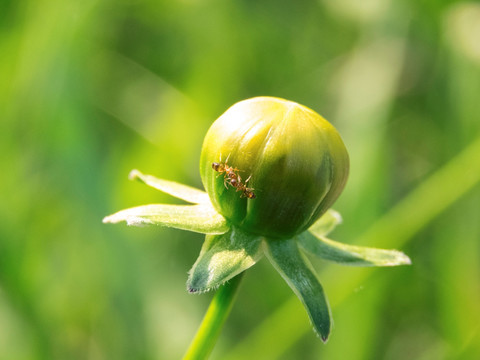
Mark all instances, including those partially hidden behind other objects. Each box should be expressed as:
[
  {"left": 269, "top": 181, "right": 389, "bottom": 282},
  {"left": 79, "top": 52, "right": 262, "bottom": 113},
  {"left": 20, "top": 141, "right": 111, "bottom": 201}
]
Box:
[{"left": 200, "top": 97, "right": 349, "bottom": 239}]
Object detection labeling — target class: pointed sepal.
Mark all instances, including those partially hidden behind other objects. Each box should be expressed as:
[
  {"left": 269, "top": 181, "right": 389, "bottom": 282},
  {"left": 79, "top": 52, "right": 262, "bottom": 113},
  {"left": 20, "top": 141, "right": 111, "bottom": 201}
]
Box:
[
  {"left": 187, "top": 227, "right": 263, "bottom": 293},
  {"left": 264, "top": 238, "right": 331, "bottom": 342},
  {"left": 129, "top": 169, "right": 210, "bottom": 204},
  {"left": 309, "top": 209, "right": 343, "bottom": 237},
  {"left": 103, "top": 203, "right": 229, "bottom": 234},
  {"left": 298, "top": 231, "right": 411, "bottom": 267}
]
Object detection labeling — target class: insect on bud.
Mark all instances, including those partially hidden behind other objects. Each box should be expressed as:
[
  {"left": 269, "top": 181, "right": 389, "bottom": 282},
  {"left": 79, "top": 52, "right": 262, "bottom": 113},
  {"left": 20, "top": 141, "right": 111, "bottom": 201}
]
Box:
[{"left": 200, "top": 97, "right": 349, "bottom": 239}]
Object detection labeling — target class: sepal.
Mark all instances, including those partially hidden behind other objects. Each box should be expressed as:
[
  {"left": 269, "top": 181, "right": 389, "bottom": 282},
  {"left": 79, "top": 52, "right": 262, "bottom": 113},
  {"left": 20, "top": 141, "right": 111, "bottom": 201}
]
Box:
[
  {"left": 103, "top": 203, "right": 229, "bottom": 234},
  {"left": 129, "top": 169, "right": 210, "bottom": 204},
  {"left": 308, "top": 209, "right": 342, "bottom": 237},
  {"left": 187, "top": 227, "right": 264, "bottom": 293},
  {"left": 264, "top": 238, "right": 331, "bottom": 342},
  {"left": 298, "top": 231, "right": 411, "bottom": 267}
]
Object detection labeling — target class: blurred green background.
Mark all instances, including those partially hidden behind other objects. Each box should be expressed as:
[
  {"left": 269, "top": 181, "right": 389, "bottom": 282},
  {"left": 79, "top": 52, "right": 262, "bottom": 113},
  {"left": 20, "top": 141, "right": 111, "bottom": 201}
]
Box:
[{"left": 1, "top": 0, "right": 480, "bottom": 359}]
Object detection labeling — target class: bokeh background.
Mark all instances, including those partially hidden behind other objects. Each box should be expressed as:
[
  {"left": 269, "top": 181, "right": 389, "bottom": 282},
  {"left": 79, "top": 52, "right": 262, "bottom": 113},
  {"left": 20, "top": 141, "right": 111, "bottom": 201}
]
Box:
[{"left": 1, "top": 0, "right": 480, "bottom": 359}]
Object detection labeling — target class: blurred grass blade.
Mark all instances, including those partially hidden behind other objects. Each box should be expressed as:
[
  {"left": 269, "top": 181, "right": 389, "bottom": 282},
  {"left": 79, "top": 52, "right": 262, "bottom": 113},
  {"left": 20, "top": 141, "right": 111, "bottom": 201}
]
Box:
[
  {"left": 129, "top": 169, "right": 210, "bottom": 204},
  {"left": 187, "top": 228, "right": 263, "bottom": 293},
  {"left": 298, "top": 231, "right": 411, "bottom": 266},
  {"left": 264, "top": 238, "right": 331, "bottom": 342},
  {"left": 308, "top": 209, "right": 342, "bottom": 236},
  {"left": 103, "top": 204, "right": 228, "bottom": 234}
]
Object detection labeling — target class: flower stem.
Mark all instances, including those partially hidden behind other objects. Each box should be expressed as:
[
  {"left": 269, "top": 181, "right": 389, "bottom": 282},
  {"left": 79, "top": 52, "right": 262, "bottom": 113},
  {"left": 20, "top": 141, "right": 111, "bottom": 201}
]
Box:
[{"left": 182, "top": 273, "right": 244, "bottom": 360}]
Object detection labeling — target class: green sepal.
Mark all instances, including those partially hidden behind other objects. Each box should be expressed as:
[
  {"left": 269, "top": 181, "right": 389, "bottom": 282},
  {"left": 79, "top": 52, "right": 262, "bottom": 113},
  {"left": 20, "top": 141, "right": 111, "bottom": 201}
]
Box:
[
  {"left": 102, "top": 203, "right": 229, "bottom": 234},
  {"left": 129, "top": 169, "right": 210, "bottom": 204},
  {"left": 264, "top": 238, "right": 331, "bottom": 342},
  {"left": 187, "top": 227, "right": 263, "bottom": 293},
  {"left": 308, "top": 209, "right": 342, "bottom": 237},
  {"left": 298, "top": 231, "right": 411, "bottom": 267}
]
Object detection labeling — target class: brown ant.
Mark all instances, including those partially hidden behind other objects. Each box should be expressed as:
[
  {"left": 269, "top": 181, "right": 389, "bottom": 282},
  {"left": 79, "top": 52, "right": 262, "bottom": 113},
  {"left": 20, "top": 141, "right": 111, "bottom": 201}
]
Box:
[
  {"left": 212, "top": 155, "right": 242, "bottom": 189},
  {"left": 240, "top": 187, "right": 256, "bottom": 199},
  {"left": 235, "top": 175, "right": 256, "bottom": 199},
  {"left": 211, "top": 156, "right": 256, "bottom": 199}
]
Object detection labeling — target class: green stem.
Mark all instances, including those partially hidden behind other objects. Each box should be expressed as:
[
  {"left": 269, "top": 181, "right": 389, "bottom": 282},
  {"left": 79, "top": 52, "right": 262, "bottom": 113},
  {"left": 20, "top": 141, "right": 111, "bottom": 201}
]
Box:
[{"left": 183, "top": 273, "right": 244, "bottom": 360}]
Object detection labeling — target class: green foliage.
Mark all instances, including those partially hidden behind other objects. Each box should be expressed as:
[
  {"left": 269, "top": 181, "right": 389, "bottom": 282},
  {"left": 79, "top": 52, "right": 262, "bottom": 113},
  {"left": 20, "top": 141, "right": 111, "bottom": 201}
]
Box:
[
  {"left": 103, "top": 203, "right": 229, "bottom": 234},
  {"left": 187, "top": 228, "right": 263, "bottom": 293},
  {"left": 129, "top": 169, "right": 210, "bottom": 204},
  {"left": 104, "top": 169, "right": 408, "bottom": 348},
  {"left": 265, "top": 238, "right": 331, "bottom": 342},
  {"left": 111, "top": 163, "right": 359, "bottom": 355},
  {"left": 1, "top": 0, "right": 480, "bottom": 359},
  {"left": 298, "top": 232, "right": 411, "bottom": 267}
]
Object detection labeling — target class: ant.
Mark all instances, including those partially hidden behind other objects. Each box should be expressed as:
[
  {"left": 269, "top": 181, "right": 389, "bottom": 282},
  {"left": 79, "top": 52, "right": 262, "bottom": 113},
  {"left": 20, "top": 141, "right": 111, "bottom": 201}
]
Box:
[
  {"left": 211, "top": 155, "right": 256, "bottom": 199},
  {"left": 212, "top": 155, "right": 242, "bottom": 189},
  {"left": 235, "top": 175, "right": 256, "bottom": 199}
]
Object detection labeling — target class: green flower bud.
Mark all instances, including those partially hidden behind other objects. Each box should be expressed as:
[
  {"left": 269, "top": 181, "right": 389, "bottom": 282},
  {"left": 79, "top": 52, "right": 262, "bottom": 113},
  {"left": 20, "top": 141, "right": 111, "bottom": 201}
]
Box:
[{"left": 200, "top": 97, "right": 349, "bottom": 239}]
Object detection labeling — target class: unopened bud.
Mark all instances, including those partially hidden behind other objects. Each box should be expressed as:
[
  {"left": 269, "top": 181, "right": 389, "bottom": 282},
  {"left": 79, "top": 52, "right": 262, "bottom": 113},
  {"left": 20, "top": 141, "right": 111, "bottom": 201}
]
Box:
[{"left": 200, "top": 97, "right": 349, "bottom": 239}]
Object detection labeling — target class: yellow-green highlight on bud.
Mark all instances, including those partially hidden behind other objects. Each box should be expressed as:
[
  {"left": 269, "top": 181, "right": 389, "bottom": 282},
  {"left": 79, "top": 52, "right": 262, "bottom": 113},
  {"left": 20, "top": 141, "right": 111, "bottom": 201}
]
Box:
[{"left": 200, "top": 97, "right": 349, "bottom": 239}]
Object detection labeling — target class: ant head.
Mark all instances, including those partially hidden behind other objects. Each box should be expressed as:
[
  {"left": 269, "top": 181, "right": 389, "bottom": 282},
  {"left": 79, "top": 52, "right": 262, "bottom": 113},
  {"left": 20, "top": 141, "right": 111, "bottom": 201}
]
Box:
[
  {"left": 212, "top": 162, "right": 224, "bottom": 172},
  {"left": 245, "top": 190, "right": 256, "bottom": 199}
]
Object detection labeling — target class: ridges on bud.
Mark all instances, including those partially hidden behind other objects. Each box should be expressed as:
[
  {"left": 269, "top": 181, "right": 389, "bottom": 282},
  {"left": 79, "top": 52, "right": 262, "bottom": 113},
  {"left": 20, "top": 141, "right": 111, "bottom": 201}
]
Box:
[{"left": 200, "top": 97, "right": 349, "bottom": 239}]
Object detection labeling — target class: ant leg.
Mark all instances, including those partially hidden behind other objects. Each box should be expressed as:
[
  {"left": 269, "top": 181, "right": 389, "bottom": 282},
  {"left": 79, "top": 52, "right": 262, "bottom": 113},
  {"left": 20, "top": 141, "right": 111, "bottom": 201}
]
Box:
[
  {"left": 223, "top": 177, "right": 230, "bottom": 189},
  {"left": 235, "top": 184, "right": 245, "bottom": 192}
]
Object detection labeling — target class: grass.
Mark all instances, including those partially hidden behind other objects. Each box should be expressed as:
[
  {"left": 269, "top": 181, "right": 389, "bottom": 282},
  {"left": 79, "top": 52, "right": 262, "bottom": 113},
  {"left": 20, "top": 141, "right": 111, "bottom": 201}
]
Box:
[{"left": 1, "top": 0, "right": 479, "bottom": 359}]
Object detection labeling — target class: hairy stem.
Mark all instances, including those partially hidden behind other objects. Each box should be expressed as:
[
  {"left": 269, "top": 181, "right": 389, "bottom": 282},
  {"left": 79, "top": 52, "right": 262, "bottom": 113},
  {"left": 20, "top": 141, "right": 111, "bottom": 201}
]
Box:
[{"left": 183, "top": 273, "right": 244, "bottom": 360}]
